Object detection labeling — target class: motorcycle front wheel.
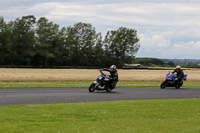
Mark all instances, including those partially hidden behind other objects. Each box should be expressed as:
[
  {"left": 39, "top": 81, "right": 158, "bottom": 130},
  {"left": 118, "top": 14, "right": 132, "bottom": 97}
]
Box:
[
  {"left": 160, "top": 81, "right": 167, "bottom": 89},
  {"left": 89, "top": 83, "right": 96, "bottom": 92}
]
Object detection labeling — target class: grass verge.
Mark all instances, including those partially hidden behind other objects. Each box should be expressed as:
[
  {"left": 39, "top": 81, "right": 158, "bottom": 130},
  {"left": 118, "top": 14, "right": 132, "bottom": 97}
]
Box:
[
  {"left": 0, "top": 81, "right": 200, "bottom": 88},
  {"left": 0, "top": 99, "right": 200, "bottom": 132}
]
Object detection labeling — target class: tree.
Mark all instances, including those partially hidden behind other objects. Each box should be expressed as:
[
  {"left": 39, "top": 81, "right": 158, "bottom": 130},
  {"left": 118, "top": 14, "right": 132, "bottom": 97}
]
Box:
[
  {"left": 0, "top": 15, "right": 36, "bottom": 66},
  {"left": 134, "top": 58, "right": 167, "bottom": 67},
  {"left": 65, "top": 22, "right": 101, "bottom": 66},
  {"left": 92, "top": 33, "right": 105, "bottom": 67},
  {"left": 104, "top": 27, "right": 140, "bottom": 67},
  {"left": 0, "top": 17, "right": 17, "bottom": 65},
  {"left": 13, "top": 15, "right": 36, "bottom": 65},
  {"left": 167, "top": 61, "right": 175, "bottom": 67},
  {"left": 0, "top": 16, "right": 7, "bottom": 65},
  {"left": 0, "top": 15, "right": 142, "bottom": 68},
  {"left": 53, "top": 27, "right": 71, "bottom": 66},
  {"left": 34, "top": 17, "right": 60, "bottom": 66}
]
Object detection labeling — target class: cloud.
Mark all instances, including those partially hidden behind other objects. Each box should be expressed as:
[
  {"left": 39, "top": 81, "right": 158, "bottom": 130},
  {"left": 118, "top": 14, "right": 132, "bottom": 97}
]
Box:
[
  {"left": 137, "top": 31, "right": 200, "bottom": 59},
  {"left": 2, "top": 1, "right": 200, "bottom": 29},
  {"left": 165, "top": 41, "right": 200, "bottom": 58},
  {"left": 1, "top": 0, "right": 200, "bottom": 59}
]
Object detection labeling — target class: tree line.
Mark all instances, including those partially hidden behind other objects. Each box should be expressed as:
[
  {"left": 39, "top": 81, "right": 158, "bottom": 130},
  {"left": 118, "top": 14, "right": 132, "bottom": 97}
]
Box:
[
  {"left": 0, "top": 15, "right": 140, "bottom": 68},
  {"left": 134, "top": 58, "right": 176, "bottom": 67}
]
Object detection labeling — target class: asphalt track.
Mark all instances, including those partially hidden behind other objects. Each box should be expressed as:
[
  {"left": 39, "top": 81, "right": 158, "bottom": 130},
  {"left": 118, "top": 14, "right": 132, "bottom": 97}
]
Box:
[{"left": 0, "top": 87, "right": 200, "bottom": 106}]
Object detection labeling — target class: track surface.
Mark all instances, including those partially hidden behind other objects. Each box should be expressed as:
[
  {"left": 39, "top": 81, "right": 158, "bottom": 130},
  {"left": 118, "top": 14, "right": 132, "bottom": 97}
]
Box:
[{"left": 0, "top": 87, "right": 200, "bottom": 106}]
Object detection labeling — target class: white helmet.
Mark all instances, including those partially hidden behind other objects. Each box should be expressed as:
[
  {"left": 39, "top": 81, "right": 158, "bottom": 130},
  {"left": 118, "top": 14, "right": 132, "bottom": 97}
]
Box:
[{"left": 110, "top": 65, "right": 116, "bottom": 71}]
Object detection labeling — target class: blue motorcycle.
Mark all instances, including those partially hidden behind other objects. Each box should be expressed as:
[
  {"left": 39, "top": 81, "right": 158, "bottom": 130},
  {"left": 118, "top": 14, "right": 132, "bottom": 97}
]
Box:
[{"left": 160, "top": 72, "right": 187, "bottom": 89}]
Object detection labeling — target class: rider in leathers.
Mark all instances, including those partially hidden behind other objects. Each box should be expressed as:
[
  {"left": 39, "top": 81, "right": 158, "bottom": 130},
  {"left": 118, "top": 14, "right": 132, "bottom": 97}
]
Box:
[
  {"left": 100, "top": 65, "right": 119, "bottom": 88},
  {"left": 172, "top": 65, "right": 184, "bottom": 85}
]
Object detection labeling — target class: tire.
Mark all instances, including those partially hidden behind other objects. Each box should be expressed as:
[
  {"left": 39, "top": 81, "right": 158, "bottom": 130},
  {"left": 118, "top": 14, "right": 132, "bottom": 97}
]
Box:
[
  {"left": 175, "top": 84, "right": 180, "bottom": 89},
  {"left": 179, "top": 81, "right": 183, "bottom": 87},
  {"left": 89, "top": 83, "right": 96, "bottom": 92},
  {"left": 106, "top": 86, "right": 113, "bottom": 92},
  {"left": 160, "top": 81, "right": 166, "bottom": 89},
  {"left": 175, "top": 81, "right": 182, "bottom": 89}
]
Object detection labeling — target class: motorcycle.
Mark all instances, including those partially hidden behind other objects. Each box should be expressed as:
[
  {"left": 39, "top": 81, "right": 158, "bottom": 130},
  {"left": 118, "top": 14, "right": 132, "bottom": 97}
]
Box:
[
  {"left": 89, "top": 70, "right": 115, "bottom": 92},
  {"left": 160, "top": 72, "right": 187, "bottom": 89}
]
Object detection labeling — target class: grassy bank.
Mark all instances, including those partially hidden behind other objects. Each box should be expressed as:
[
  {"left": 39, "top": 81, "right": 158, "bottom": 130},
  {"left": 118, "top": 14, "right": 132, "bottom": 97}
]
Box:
[
  {"left": 0, "top": 81, "right": 200, "bottom": 88},
  {"left": 0, "top": 99, "right": 200, "bottom": 132}
]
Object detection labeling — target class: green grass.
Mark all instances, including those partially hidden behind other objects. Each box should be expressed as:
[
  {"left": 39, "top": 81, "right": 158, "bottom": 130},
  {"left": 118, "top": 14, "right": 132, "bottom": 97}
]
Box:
[
  {"left": 0, "top": 98, "right": 200, "bottom": 132},
  {"left": 0, "top": 81, "right": 91, "bottom": 88},
  {"left": 0, "top": 81, "right": 200, "bottom": 88}
]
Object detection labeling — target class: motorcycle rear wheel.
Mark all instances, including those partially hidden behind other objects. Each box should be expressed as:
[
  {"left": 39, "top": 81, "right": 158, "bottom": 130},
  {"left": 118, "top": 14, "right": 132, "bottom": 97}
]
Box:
[
  {"left": 89, "top": 83, "right": 96, "bottom": 92},
  {"left": 175, "top": 85, "right": 180, "bottom": 89},
  {"left": 175, "top": 82, "right": 183, "bottom": 89},
  {"left": 106, "top": 87, "right": 113, "bottom": 92}
]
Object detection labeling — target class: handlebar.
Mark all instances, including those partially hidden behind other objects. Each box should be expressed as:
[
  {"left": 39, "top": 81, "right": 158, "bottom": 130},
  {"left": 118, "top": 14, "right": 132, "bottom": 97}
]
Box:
[
  {"left": 99, "top": 70, "right": 110, "bottom": 79},
  {"left": 99, "top": 70, "right": 106, "bottom": 76}
]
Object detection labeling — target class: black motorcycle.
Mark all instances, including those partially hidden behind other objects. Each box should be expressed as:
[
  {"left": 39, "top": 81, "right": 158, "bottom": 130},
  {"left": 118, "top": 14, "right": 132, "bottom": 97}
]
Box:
[{"left": 89, "top": 70, "right": 115, "bottom": 92}]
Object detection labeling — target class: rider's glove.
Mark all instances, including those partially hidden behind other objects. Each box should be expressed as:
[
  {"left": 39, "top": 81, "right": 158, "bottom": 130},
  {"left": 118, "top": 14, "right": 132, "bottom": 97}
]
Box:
[{"left": 175, "top": 78, "right": 178, "bottom": 80}]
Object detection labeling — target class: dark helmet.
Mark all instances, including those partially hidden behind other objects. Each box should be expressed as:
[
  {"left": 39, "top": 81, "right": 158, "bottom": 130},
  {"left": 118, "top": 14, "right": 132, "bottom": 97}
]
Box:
[{"left": 110, "top": 65, "right": 116, "bottom": 71}]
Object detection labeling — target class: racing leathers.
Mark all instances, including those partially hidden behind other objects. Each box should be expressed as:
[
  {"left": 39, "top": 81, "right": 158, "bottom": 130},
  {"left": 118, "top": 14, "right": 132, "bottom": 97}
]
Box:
[{"left": 172, "top": 69, "right": 184, "bottom": 85}]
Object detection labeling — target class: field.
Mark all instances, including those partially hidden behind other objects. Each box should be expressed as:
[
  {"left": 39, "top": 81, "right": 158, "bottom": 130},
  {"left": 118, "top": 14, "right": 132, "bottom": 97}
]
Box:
[
  {"left": 0, "top": 99, "right": 200, "bottom": 132},
  {"left": 0, "top": 68, "right": 200, "bottom": 82},
  {"left": 1, "top": 68, "right": 200, "bottom": 132}
]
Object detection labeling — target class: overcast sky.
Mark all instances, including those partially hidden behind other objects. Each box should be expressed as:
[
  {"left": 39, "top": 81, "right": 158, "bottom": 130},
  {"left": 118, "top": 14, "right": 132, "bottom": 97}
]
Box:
[{"left": 1, "top": 0, "right": 200, "bottom": 59}]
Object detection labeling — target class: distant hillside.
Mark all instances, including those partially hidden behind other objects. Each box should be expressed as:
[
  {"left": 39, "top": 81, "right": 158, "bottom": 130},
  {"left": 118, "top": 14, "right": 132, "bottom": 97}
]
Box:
[
  {"left": 134, "top": 57, "right": 175, "bottom": 67},
  {"left": 134, "top": 57, "right": 200, "bottom": 67},
  {"left": 162, "top": 59, "right": 200, "bottom": 66}
]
